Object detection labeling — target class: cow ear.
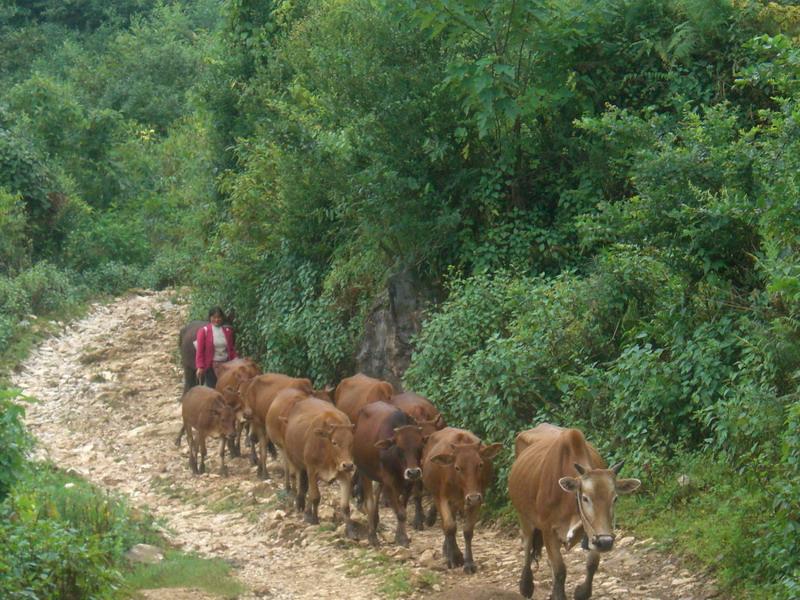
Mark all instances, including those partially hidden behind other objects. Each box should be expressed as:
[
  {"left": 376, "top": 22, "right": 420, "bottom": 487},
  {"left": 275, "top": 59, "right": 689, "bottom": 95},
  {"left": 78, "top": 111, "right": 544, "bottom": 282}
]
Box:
[
  {"left": 574, "top": 463, "right": 587, "bottom": 476},
  {"left": 434, "top": 414, "right": 445, "bottom": 429},
  {"left": 374, "top": 438, "right": 393, "bottom": 450},
  {"left": 559, "top": 477, "right": 580, "bottom": 493},
  {"left": 610, "top": 460, "right": 625, "bottom": 475},
  {"left": 616, "top": 478, "right": 641, "bottom": 495},
  {"left": 431, "top": 453, "right": 454, "bottom": 466},
  {"left": 212, "top": 397, "right": 226, "bottom": 413},
  {"left": 480, "top": 443, "right": 503, "bottom": 460},
  {"left": 279, "top": 416, "right": 289, "bottom": 424},
  {"left": 313, "top": 427, "right": 329, "bottom": 438}
]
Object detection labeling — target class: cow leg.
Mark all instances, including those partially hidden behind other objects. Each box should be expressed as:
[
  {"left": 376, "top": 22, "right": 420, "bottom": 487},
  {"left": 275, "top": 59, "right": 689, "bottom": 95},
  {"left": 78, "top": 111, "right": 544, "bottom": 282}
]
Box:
[
  {"left": 462, "top": 504, "right": 480, "bottom": 574},
  {"left": 412, "top": 481, "right": 424, "bottom": 530},
  {"left": 198, "top": 434, "right": 208, "bottom": 474},
  {"left": 386, "top": 481, "right": 410, "bottom": 547},
  {"left": 229, "top": 422, "right": 243, "bottom": 458},
  {"left": 337, "top": 472, "right": 357, "bottom": 540},
  {"left": 362, "top": 475, "right": 380, "bottom": 547},
  {"left": 352, "top": 470, "right": 364, "bottom": 512},
  {"left": 185, "top": 426, "right": 198, "bottom": 474},
  {"left": 296, "top": 469, "right": 309, "bottom": 512},
  {"left": 257, "top": 426, "right": 269, "bottom": 480},
  {"left": 519, "top": 525, "right": 535, "bottom": 599},
  {"left": 438, "top": 498, "right": 462, "bottom": 568},
  {"left": 304, "top": 468, "right": 320, "bottom": 524},
  {"left": 544, "top": 531, "right": 567, "bottom": 600},
  {"left": 174, "top": 425, "right": 185, "bottom": 448},
  {"left": 574, "top": 550, "right": 600, "bottom": 600},
  {"left": 218, "top": 437, "right": 229, "bottom": 476},
  {"left": 282, "top": 453, "right": 293, "bottom": 491},
  {"left": 426, "top": 504, "right": 438, "bottom": 527},
  {"left": 183, "top": 366, "right": 196, "bottom": 395}
]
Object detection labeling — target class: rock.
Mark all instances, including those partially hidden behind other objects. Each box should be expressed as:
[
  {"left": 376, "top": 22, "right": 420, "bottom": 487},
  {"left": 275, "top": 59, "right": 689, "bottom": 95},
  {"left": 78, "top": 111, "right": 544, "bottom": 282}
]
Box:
[{"left": 125, "top": 543, "right": 164, "bottom": 564}]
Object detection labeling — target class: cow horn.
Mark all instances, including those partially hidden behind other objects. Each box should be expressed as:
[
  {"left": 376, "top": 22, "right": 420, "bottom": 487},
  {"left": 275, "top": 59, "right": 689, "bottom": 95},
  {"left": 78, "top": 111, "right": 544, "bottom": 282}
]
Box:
[
  {"left": 611, "top": 460, "right": 625, "bottom": 475},
  {"left": 574, "top": 463, "right": 587, "bottom": 475}
]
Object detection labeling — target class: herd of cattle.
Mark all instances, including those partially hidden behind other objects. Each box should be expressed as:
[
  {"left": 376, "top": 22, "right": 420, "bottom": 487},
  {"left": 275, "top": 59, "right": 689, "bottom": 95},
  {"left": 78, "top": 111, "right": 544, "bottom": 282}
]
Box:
[{"left": 176, "top": 354, "right": 641, "bottom": 600}]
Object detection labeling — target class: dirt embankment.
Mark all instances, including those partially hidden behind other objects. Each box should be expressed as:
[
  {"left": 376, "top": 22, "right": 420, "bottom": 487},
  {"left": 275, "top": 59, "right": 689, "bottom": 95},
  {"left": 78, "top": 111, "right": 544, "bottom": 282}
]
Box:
[{"left": 12, "top": 290, "right": 718, "bottom": 600}]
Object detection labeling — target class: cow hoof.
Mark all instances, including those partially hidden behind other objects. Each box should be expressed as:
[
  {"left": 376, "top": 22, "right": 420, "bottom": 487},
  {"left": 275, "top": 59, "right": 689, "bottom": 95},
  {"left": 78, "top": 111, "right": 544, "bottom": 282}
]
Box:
[
  {"left": 412, "top": 516, "right": 424, "bottom": 531},
  {"left": 395, "top": 534, "right": 410, "bottom": 547},
  {"left": 199, "top": 464, "right": 206, "bottom": 474},
  {"left": 345, "top": 522, "right": 359, "bottom": 540},
  {"left": 304, "top": 512, "right": 319, "bottom": 525},
  {"left": 452, "top": 552, "right": 464, "bottom": 567},
  {"left": 574, "top": 583, "right": 591, "bottom": 600},
  {"left": 220, "top": 466, "right": 229, "bottom": 477},
  {"left": 463, "top": 562, "right": 476, "bottom": 574},
  {"left": 368, "top": 534, "right": 380, "bottom": 547}
]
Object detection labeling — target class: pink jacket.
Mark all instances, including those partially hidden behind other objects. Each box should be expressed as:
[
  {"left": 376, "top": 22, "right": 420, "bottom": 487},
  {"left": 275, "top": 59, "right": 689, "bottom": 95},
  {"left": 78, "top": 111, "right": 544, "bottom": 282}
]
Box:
[{"left": 195, "top": 323, "right": 238, "bottom": 370}]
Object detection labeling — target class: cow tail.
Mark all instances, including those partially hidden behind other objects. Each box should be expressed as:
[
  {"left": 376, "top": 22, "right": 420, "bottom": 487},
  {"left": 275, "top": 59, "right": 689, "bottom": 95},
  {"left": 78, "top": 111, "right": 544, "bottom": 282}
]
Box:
[{"left": 532, "top": 528, "right": 543, "bottom": 567}]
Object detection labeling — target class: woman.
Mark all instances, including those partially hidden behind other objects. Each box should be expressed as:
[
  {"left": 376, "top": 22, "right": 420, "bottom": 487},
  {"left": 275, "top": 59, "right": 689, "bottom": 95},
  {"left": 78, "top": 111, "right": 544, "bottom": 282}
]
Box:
[{"left": 195, "top": 307, "right": 238, "bottom": 388}]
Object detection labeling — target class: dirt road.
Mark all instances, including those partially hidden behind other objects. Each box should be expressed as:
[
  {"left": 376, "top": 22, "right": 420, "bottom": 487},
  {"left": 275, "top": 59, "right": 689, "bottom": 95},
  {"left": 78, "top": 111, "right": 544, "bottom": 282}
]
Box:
[{"left": 11, "top": 290, "right": 718, "bottom": 599}]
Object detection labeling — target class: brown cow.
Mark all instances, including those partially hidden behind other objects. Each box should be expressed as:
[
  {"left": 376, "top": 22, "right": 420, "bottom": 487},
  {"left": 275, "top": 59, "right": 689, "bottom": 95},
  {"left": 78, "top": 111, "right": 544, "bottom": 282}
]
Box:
[
  {"left": 282, "top": 398, "right": 357, "bottom": 538},
  {"left": 176, "top": 386, "right": 237, "bottom": 476},
  {"left": 244, "top": 373, "right": 315, "bottom": 479},
  {"left": 387, "top": 392, "right": 446, "bottom": 530},
  {"left": 352, "top": 401, "right": 426, "bottom": 547},
  {"left": 334, "top": 373, "right": 394, "bottom": 424},
  {"left": 422, "top": 428, "right": 502, "bottom": 573},
  {"left": 216, "top": 358, "right": 262, "bottom": 456},
  {"left": 508, "top": 424, "right": 641, "bottom": 600},
  {"left": 266, "top": 387, "right": 316, "bottom": 491}
]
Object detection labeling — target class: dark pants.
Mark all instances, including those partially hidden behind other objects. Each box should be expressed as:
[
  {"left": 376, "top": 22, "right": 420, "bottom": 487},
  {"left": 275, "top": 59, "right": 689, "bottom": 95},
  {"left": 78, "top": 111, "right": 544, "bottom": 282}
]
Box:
[{"left": 203, "top": 367, "right": 218, "bottom": 389}]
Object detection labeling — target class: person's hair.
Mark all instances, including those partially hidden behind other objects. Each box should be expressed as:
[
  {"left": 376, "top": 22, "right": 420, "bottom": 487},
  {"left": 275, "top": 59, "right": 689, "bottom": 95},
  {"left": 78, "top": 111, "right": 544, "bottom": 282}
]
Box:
[{"left": 208, "top": 306, "right": 226, "bottom": 320}]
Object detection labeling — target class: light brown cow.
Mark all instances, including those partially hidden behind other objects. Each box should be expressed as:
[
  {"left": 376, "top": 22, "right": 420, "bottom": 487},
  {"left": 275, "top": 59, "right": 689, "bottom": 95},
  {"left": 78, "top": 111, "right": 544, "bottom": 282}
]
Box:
[
  {"left": 266, "top": 387, "right": 316, "bottom": 491},
  {"left": 283, "top": 397, "right": 357, "bottom": 538},
  {"left": 244, "top": 373, "right": 315, "bottom": 479},
  {"left": 508, "top": 424, "right": 641, "bottom": 600},
  {"left": 177, "top": 386, "right": 237, "bottom": 476},
  {"left": 422, "top": 428, "right": 502, "bottom": 573},
  {"left": 388, "top": 391, "right": 447, "bottom": 529},
  {"left": 334, "top": 373, "right": 394, "bottom": 424}
]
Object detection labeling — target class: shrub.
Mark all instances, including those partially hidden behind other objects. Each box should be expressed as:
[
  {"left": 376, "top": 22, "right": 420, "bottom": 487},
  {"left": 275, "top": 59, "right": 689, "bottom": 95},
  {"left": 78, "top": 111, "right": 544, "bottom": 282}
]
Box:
[{"left": 0, "top": 389, "right": 31, "bottom": 501}]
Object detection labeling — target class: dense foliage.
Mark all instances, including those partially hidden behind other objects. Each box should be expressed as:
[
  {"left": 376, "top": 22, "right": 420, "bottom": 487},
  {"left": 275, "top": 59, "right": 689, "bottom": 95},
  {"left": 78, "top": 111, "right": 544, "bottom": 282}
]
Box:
[{"left": 3, "top": 0, "right": 800, "bottom": 596}]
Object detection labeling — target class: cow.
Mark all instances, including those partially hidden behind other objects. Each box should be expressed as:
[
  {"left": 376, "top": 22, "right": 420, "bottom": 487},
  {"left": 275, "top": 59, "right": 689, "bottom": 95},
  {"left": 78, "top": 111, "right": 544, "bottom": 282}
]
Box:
[
  {"left": 352, "top": 401, "right": 426, "bottom": 547},
  {"left": 508, "top": 424, "right": 641, "bottom": 600},
  {"left": 387, "top": 392, "right": 446, "bottom": 530},
  {"left": 334, "top": 373, "right": 394, "bottom": 425},
  {"left": 215, "top": 358, "right": 262, "bottom": 456},
  {"left": 422, "top": 428, "right": 502, "bottom": 573},
  {"left": 244, "top": 373, "right": 332, "bottom": 479},
  {"left": 178, "top": 320, "right": 207, "bottom": 394},
  {"left": 282, "top": 397, "right": 357, "bottom": 538},
  {"left": 266, "top": 387, "right": 317, "bottom": 491},
  {"left": 176, "top": 386, "right": 237, "bottom": 476}
]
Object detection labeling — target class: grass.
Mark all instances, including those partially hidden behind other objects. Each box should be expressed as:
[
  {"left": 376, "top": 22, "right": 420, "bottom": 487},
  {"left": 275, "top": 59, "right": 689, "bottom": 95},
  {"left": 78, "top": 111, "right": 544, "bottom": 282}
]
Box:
[
  {"left": 123, "top": 550, "right": 245, "bottom": 598},
  {"left": 345, "top": 549, "right": 440, "bottom": 599}
]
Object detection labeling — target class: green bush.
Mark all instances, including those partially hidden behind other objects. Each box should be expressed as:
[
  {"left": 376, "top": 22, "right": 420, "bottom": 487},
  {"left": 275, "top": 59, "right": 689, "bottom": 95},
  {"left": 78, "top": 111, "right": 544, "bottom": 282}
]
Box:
[
  {"left": 83, "top": 261, "right": 142, "bottom": 295},
  {"left": 0, "top": 188, "right": 30, "bottom": 274},
  {"left": 0, "top": 389, "right": 31, "bottom": 501},
  {"left": 0, "top": 465, "right": 159, "bottom": 599}
]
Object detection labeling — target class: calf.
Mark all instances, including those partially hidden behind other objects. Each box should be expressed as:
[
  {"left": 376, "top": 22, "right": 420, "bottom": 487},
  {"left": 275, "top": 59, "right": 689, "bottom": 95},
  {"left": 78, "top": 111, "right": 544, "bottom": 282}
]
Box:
[
  {"left": 177, "top": 386, "right": 237, "bottom": 476},
  {"left": 266, "top": 387, "right": 316, "bottom": 491},
  {"left": 422, "top": 428, "right": 502, "bottom": 573},
  {"left": 388, "top": 391, "right": 446, "bottom": 529},
  {"left": 283, "top": 398, "right": 357, "bottom": 538},
  {"left": 508, "top": 424, "right": 641, "bottom": 600},
  {"left": 352, "top": 401, "right": 426, "bottom": 547},
  {"left": 216, "top": 359, "right": 261, "bottom": 456}
]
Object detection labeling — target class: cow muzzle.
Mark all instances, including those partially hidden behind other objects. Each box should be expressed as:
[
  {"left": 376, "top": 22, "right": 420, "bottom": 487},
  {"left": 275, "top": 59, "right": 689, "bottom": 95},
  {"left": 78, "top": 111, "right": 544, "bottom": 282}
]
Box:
[
  {"left": 464, "top": 493, "right": 483, "bottom": 508},
  {"left": 592, "top": 534, "right": 615, "bottom": 552},
  {"left": 340, "top": 461, "right": 355, "bottom": 473},
  {"left": 404, "top": 467, "right": 422, "bottom": 481}
]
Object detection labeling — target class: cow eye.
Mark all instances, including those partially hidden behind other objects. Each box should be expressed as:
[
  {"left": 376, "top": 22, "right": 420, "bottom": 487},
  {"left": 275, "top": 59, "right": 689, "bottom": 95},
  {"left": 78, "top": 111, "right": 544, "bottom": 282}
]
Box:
[
  {"left": 582, "top": 495, "right": 590, "bottom": 504},
  {"left": 613, "top": 496, "right": 618, "bottom": 503},
  {"left": 332, "top": 440, "right": 338, "bottom": 446},
  {"left": 455, "top": 465, "right": 461, "bottom": 472}
]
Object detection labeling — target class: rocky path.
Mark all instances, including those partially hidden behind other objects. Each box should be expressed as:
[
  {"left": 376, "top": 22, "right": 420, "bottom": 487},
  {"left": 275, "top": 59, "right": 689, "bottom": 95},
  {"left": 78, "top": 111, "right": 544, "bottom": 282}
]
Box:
[{"left": 12, "top": 291, "right": 718, "bottom": 600}]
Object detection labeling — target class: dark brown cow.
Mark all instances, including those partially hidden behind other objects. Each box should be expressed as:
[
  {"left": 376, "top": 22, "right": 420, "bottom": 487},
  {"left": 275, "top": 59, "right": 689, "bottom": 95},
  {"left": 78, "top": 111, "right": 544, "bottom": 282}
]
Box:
[
  {"left": 244, "top": 373, "right": 315, "bottom": 479},
  {"left": 422, "top": 428, "right": 502, "bottom": 573},
  {"left": 387, "top": 392, "right": 446, "bottom": 529},
  {"left": 352, "top": 401, "right": 426, "bottom": 547},
  {"left": 508, "top": 424, "right": 641, "bottom": 600},
  {"left": 176, "top": 386, "right": 237, "bottom": 476},
  {"left": 283, "top": 398, "right": 357, "bottom": 538},
  {"left": 334, "top": 373, "right": 394, "bottom": 424},
  {"left": 178, "top": 320, "right": 206, "bottom": 394}
]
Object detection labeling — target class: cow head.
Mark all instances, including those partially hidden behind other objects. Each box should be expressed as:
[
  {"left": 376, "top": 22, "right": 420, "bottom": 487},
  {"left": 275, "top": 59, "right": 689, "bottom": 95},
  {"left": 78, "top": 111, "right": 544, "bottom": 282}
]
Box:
[
  {"left": 558, "top": 461, "right": 641, "bottom": 552},
  {"left": 313, "top": 385, "right": 335, "bottom": 403},
  {"left": 430, "top": 442, "right": 503, "bottom": 508},
  {"left": 212, "top": 397, "right": 237, "bottom": 437},
  {"left": 375, "top": 425, "right": 426, "bottom": 481},
  {"left": 314, "top": 422, "right": 355, "bottom": 479}
]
